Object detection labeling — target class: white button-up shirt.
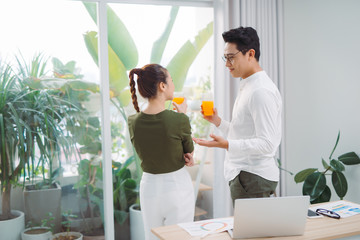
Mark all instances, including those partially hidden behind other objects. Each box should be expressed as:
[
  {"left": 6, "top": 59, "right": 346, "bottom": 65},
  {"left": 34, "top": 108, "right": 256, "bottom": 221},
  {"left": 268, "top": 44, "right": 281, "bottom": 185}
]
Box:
[{"left": 218, "top": 71, "right": 282, "bottom": 182}]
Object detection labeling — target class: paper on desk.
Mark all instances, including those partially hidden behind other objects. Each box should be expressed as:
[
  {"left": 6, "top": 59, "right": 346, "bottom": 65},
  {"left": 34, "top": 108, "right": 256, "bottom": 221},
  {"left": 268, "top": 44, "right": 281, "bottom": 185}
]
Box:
[
  {"left": 178, "top": 217, "right": 233, "bottom": 237},
  {"left": 309, "top": 200, "right": 360, "bottom": 218}
]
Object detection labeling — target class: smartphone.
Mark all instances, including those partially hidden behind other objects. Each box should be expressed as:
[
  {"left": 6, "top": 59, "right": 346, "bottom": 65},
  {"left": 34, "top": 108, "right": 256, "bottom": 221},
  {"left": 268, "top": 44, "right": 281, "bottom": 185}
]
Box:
[{"left": 307, "top": 209, "right": 322, "bottom": 218}]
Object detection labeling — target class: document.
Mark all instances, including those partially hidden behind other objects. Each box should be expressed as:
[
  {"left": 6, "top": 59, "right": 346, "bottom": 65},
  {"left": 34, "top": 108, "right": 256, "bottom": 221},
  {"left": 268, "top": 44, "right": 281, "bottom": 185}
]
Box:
[
  {"left": 309, "top": 200, "right": 360, "bottom": 218},
  {"left": 178, "top": 217, "right": 233, "bottom": 237}
]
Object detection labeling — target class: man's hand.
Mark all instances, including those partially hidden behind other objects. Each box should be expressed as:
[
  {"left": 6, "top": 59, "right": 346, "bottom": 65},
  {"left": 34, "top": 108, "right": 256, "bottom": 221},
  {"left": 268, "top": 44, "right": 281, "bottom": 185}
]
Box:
[
  {"left": 173, "top": 98, "right": 188, "bottom": 114},
  {"left": 193, "top": 134, "right": 229, "bottom": 150},
  {"left": 184, "top": 152, "right": 194, "bottom": 167},
  {"left": 201, "top": 107, "right": 221, "bottom": 127}
]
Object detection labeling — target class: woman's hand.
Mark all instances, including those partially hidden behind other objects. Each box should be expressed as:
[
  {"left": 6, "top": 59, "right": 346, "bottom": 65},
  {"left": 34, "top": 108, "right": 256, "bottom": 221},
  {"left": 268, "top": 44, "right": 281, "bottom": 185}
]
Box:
[
  {"left": 184, "top": 152, "right": 194, "bottom": 167},
  {"left": 173, "top": 97, "right": 188, "bottom": 114},
  {"left": 201, "top": 107, "right": 221, "bottom": 127}
]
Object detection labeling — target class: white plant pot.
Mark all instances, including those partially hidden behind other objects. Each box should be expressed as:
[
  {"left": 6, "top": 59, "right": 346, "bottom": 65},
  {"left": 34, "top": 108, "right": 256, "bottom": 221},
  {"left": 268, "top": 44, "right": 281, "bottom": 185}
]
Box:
[
  {"left": 129, "top": 204, "right": 144, "bottom": 240},
  {"left": 0, "top": 210, "right": 25, "bottom": 240},
  {"left": 24, "top": 182, "right": 62, "bottom": 233},
  {"left": 51, "top": 232, "right": 83, "bottom": 240},
  {"left": 21, "top": 227, "right": 52, "bottom": 240}
]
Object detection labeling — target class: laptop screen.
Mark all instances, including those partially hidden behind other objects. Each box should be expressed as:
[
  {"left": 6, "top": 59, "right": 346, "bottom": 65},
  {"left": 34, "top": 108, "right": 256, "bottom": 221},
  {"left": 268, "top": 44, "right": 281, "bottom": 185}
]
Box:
[{"left": 232, "top": 196, "right": 310, "bottom": 239}]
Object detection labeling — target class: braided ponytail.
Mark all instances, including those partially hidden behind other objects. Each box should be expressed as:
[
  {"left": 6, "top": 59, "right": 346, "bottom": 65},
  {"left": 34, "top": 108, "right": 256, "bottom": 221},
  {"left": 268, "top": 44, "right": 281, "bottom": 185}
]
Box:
[
  {"left": 129, "top": 69, "right": 140, "bottom": 112},
  {"left": 129, "top": 64, "right": 168, "bottom": 113}
]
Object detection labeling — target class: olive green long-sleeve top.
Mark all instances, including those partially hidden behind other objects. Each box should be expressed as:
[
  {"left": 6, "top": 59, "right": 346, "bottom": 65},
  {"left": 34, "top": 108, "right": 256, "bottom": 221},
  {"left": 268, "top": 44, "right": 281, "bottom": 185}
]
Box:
[{"left": 128, "top": 110, "right": 194, "bottom": 174}]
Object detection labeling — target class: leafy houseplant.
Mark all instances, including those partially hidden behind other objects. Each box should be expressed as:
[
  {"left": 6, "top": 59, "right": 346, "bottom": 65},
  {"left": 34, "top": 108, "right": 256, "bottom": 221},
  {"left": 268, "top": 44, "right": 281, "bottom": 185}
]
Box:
[
  {"left": 17, "top": 55, "right": 97, "bottom": 233},
  {"left": 0, "top": 54, "right": 75, "bottom": 218},
  {"left": 51, "top": 210, "right": 83, "bottom": 240},
  {"left": 21, "top": 212, "right": 55, "bottom": 240},
  {"left": 294, "top": 132, "right": 360, "bottom": 203}
]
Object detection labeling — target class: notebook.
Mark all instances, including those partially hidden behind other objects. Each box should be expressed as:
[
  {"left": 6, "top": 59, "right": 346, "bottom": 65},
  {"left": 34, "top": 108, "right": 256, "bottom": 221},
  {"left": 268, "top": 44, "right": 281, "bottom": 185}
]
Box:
[{"left": 230, "top": 195, "right": 310, "bottom": 239}]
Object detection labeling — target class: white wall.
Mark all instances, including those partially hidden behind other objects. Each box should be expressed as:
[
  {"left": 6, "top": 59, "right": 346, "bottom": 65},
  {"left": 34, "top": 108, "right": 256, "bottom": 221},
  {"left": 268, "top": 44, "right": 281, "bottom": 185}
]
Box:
[{"left": 283, "top": 0, "right": 360, "bottom": 203}]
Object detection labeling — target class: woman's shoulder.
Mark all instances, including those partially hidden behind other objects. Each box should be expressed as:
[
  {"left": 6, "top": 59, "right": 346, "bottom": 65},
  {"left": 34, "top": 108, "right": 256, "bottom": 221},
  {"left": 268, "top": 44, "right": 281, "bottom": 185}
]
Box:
[
  {"left": 127, "top": 112, "right": 141, "bottom": 123},
  {"left": 164, "top": 110, "right": 189, "bottom": 121}
]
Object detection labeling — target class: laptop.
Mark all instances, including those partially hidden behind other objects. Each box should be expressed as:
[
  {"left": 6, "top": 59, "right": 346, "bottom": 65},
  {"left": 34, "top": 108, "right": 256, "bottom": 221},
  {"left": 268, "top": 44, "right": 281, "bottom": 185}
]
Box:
[{"left": 230, "top": 195, "right": 310, "bottom": 239}]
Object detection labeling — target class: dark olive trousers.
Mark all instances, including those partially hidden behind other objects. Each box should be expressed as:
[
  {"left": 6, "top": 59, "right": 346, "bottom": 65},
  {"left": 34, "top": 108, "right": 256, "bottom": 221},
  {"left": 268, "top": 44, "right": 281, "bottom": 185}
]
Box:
[{"left": 229, "top": 171, "right": 278, "bottom": 205}]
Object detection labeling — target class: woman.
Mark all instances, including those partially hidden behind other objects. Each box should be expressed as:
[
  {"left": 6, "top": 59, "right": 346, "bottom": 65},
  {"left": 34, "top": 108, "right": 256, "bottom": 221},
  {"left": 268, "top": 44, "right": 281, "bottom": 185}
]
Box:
[{"left": 127, "top": 64, "right": 195, "bottom": 240}]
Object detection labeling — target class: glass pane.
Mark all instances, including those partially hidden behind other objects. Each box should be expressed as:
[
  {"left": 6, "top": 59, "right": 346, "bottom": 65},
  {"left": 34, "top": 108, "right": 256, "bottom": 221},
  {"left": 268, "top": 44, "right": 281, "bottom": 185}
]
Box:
[
  {"left": 0, "top": 0, "right": 104, "bottom": 238},
  {"left": 106, "top": 3, "right": 214, "bottom": 239}
]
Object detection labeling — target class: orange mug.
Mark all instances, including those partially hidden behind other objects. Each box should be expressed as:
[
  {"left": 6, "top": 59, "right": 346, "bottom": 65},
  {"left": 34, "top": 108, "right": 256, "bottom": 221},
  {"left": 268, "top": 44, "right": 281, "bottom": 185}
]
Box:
[{"left": 201, "top": 101, "right": 214, "bottom": 116}]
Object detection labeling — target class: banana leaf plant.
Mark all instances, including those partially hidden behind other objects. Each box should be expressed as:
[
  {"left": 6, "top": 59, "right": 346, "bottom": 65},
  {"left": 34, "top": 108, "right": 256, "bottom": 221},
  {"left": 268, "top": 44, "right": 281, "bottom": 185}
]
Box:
[
  {"left": 0, "top": 54, "right": 87, "bottom": 220},
  {"left": 294, "top": 131, "right": 360, "bottom": 204},
  {"left": 73, "top": 157, "right": 138, "bottom": 228}
]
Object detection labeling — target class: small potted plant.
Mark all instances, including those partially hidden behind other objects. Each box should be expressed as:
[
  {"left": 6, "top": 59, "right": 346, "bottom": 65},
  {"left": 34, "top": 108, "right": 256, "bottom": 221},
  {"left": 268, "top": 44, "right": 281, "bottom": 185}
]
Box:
[
  {"left": 21, "top": 212, "right": 55, "bottom": 240},
  {"left": 51, "top": 210, "right": 83, "bottom": 240}
]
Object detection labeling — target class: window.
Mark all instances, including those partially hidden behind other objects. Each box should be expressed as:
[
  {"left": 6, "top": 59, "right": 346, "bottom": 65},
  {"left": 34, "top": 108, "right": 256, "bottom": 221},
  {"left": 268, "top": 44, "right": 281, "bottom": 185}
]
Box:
[{"left": 0, "top": 0, "right": 213, "bottom": 238}]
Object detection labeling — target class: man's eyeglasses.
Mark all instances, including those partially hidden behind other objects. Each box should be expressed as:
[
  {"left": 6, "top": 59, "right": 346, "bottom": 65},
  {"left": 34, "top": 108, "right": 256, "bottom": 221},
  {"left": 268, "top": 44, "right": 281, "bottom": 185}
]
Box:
[
  {"left": 316, "top": 208, "right": 341, "bottom": 219},
  {"left": 222, "top": 51, "right": 241, "bottom": 64}
]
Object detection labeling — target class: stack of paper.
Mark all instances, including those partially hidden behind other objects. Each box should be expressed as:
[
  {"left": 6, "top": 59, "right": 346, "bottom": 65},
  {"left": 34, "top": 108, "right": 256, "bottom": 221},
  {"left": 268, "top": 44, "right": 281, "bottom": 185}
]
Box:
[
  {"left": 309, "top": 200, "right": 360, "bottom": 218},
  {"left": 178, "top": 217, "right": 233, "bottom": 237}
]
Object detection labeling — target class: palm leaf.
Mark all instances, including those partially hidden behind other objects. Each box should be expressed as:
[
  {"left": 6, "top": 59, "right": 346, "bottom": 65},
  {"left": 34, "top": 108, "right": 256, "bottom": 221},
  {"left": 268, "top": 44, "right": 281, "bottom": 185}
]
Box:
[
  {"left": 82, "top": 2, "right": 138, "bottom": 69},
  {"left": 150, "top": 6, "right": 179, "bottom": 63},
  {"left": 167, "top": 21, "right": 213, "bottom": 91},
  {"left": 83, "top": 31, "right": 128, "bottom": 97}
]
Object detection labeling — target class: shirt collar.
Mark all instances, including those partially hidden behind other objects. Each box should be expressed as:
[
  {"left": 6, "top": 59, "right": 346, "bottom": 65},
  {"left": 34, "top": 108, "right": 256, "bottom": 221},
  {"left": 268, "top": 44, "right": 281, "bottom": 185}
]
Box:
[{"left": 239, "top": 71, "right": 264, "bottom": 89}]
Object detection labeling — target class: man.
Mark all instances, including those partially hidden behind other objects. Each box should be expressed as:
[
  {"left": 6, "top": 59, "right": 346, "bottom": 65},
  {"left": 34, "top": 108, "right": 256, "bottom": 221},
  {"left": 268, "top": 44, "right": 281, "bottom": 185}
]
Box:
[{"left": 193, "top": 26, "right": 282, "bottom": 203}]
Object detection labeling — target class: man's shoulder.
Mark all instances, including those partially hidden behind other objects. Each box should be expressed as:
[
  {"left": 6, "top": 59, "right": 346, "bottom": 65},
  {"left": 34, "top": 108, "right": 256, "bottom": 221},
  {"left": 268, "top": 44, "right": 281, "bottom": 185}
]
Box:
[{"left": 249, "top": 73, "right": 279, "bottom": 93}]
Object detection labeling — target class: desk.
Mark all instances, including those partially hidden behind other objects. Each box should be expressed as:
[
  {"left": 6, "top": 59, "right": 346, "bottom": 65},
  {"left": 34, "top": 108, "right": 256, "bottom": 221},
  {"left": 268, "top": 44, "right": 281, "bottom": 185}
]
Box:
[{"left": 151, "top": 201, "right": 360, "bottom": 240}]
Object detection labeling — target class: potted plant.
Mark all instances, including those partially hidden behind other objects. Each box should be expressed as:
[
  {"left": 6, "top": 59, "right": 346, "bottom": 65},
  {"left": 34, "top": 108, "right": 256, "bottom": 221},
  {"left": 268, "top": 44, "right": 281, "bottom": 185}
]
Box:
[
  {"left": 1, "top": 53, "right": 94, "bottom": 239},
  {"left": 51, "top": 210, "right": 83, "bottom": 240},
  {"left": 19, "top": 55, "right": 100, "bottom": 234},
  {"left": 294, "top": 132, "right": 360, "bottom": 203},
  {"left": 72, "top": 158, "right": 104, "bottom": 240},
  {"left": 21, "top": 212, "right": 55, "bottom": 240},
  {"left": 0, "top": 59, "right": 32, "bottom": 239},
  {"left": 13, "top": 55, "right": 84, "bottom": 233}
]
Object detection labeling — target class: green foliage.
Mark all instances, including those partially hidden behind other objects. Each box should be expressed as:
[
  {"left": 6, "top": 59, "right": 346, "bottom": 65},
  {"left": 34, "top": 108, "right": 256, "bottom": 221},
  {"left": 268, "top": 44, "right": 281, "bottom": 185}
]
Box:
[
  {"left": 26, "top": 212, "right": 55, "bottom": 233},
  {"left": 112, "top": 158, "right": 138, "bottom": 225},
  {"left": 82, "top": 4, "right": 213, "bottom": 105},
  {"left": 150, "top": 6, "right": 179, "bottom": 63},
  {"left": 0, "top": 54, "right": 83, "bottom": 219},
  {"left": 62, "top": 210, "right": 78, "bottom": 233},
  {"left": 294, "top": 131, "right": 360, "bottom": 203}
]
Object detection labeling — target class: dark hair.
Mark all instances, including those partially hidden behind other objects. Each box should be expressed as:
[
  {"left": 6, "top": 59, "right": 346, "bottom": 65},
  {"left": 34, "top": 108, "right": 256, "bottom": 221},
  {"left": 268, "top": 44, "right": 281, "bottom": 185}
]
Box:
[
  {"left": 222, "top": 26, "right": 260, "bottom": 61},
  {"left": 129, "top": 63, "right": 168, "bottom": 112}
]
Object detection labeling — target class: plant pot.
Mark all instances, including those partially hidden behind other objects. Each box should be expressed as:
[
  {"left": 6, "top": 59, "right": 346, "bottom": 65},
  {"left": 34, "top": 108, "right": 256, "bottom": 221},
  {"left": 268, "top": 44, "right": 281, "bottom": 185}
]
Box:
[
  {"left": 67, "top": 216, "right": 102, "bottom": 233},
  {"left": 24, "top": 182, "right": 62, "bottom": 233},
  {"left": 21, "top": 227, "right": 52, "bottom": 240},
  {"left": 114, "top": 217, "right": 130, "bottom": 240},
  {"left": 83, "top": 235, "right": 104, "bottom": 240},
  {"left": 0, "top": 210, "right": 25, "bottom": 240},
  {"left": 129, "top": 204, "right": 144, "bottom": 240},
  {"left": 51, "top": 232, "right": 83, "bottom": 240},
  {"left": 66, "top": 216, "right": 104, "bottom": 240}
]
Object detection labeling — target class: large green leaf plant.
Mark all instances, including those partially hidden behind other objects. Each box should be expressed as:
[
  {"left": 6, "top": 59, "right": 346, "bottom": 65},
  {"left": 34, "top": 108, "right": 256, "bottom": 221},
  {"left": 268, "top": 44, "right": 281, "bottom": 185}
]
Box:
[{"left": 294, "top": 132, "right": 360, "bottom": 204}]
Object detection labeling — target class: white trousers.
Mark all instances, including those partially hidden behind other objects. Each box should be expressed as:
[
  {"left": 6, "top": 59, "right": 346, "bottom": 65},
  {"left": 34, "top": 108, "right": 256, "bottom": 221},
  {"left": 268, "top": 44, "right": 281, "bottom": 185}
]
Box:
[{"left": 140, "top": 166, "right": 195, "bottom": 240}]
